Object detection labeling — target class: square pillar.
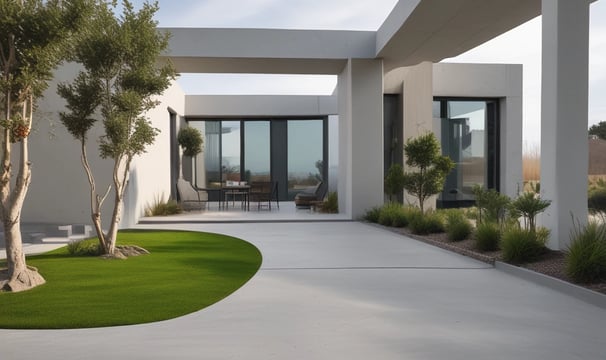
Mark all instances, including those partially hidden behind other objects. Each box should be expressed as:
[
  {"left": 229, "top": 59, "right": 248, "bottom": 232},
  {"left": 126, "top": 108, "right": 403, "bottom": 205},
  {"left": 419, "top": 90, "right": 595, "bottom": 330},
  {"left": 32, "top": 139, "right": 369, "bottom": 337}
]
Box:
[
  {"left": 338, "top": 59, "right": 384, "bottom": 218},
  {"left": 540, "top": 0, "right": 591, "bottom": 249}
]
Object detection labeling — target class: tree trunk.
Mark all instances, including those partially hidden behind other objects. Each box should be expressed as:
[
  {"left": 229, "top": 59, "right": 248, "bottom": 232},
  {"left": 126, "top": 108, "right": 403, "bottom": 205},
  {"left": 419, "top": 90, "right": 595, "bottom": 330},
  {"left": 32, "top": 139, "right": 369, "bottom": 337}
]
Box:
[
  {"left": 103, "top": 157, "right": 129, "bottom": 257},
  {"left": 0, "top": 103, "right": 45, "bottom": 292},
  {"left": 1, "top": 218, "right": 45, "bottom": 292}
]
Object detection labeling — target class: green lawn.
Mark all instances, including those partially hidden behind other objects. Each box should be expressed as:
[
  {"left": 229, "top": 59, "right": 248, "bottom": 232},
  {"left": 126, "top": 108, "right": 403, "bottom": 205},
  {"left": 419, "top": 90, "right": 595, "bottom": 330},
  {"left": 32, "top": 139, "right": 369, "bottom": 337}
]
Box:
[{"left": 0, "top": 229, "right": 262, "bottom": 329}]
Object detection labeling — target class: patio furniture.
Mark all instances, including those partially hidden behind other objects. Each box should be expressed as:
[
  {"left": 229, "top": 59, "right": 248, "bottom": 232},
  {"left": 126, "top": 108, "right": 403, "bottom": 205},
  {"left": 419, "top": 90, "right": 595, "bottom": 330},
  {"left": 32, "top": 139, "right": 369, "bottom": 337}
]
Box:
[
  {"left": 247, "top": 181, "right": 272, "bottom": 210},
  {"left": 294, "top": 181, "right": 327, "bottom": 208},
  {"left": 222, "top": 182, "right": 250, "bottom": 210},
  {"left": 176, "top": 178, "right": 208, "bottom": 210}
]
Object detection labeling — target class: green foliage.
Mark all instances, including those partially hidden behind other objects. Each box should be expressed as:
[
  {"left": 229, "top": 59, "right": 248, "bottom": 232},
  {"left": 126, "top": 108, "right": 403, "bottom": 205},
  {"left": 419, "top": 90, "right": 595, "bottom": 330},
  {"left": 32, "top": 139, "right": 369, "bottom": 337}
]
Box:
[
  {"left": 409, "top": 210, "right": 445, "bottom": 235},
  {"left": 377, "top": 202, "right": 403, "bottom": 226},
  {"left": 144, "top": 194, "right": 182, "bottom": 216},
  {"left": 0, "top": 0, "right": 93, "bottom": 103},
  {"left": 0, "top": 230, "right": 262, "bottom": 329},
  {"left": 177, "top": 126, "right": 204, "bottom": 157},
  {"left": 59, "top": 0, "right": 176, "bottom": 158},
  {"left": 474, "top": 222, "right": 501, "bottom": 252},
  {"left": 500, "top": 227, "right": 547, "bottom": 264},
  {"left": 510, "top": 192, "right": 551, "bottom": 231},
  {"left": 566, "top": 221, "right": 606, "bottom": 283},
  {"left": 57, "top": 0, "right": 177, "bottom": 253},
  {"left": 444, "top": 210, "right": 473, "bottom": 242},
  {"left": 384, "top": 163, "right": 405, "bottom": 201},
  {"left": 473, "top": 185, "right": 511, "bottom": 225},
  {"left": 67, "top": 238, "right": 101, "bottom": 256},
  {"left": 589, "top": 121, "right": 606, "bottom": 140},
  {"left": 363, "top": 206, "right": 382, "bottom": 223},
  {"left": 319, "top": 192, "right": 339, "bottom": 213},
  {"left": 402, "top": 133, "right": 454, "bottom": 213},
  {"left": 588, "top": 187, "right": 606, "bottom": 214},
  {"left": 0, "top": 0, "right": 94, "bottom": 280}
]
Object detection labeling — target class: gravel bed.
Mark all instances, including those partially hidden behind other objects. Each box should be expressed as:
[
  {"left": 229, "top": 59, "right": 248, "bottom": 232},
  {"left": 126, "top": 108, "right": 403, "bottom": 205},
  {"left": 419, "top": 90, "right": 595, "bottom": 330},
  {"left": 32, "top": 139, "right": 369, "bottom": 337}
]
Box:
[{"left": 374, "top": 224, "right": 606, "bottom": 295}]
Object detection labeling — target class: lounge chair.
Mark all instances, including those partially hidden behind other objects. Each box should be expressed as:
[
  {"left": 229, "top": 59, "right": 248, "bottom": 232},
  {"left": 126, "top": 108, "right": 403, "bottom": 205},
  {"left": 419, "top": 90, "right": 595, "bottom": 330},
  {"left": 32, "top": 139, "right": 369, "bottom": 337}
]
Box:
[
  {"left": 294, "top": 181, "right": 327, "bottom": 208},
  {"left": 176, "top": 178, "right": 208, "bottom": 210},
  {"left": 249, "top": 181, "right": 280, "bottom": 210}
]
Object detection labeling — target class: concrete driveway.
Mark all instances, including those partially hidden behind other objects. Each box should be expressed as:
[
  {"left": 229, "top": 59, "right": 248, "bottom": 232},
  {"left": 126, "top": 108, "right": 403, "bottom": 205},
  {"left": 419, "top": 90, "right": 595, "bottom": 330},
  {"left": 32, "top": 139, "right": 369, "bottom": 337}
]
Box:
[{"left": 1, "top": 222, "right": 605, "bottom": 360}]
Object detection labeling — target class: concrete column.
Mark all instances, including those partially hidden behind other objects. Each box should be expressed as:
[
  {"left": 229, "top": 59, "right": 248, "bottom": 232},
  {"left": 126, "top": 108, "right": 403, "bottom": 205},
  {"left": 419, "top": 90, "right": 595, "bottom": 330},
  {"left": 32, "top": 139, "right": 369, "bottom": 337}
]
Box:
[
  {"left": 540, "top": 0, "right": 590, "bottom": 250},
  {"left": 338, "top": 59, "right": 384, "bottom": 218},
  {"left": 400, "top": 62, "right": 435, "bottom": 209}
]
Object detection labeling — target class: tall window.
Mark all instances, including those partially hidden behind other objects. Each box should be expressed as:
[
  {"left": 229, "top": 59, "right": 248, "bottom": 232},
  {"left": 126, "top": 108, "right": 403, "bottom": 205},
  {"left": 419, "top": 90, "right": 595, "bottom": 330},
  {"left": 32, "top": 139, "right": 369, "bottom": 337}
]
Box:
[
  {"left": 434, "top": 98, "right": 499, "bottom": 207},
  {"left": 221, "top": 121, "right": 241, "bottom": 181},
  {"left": 189, "top": 117, "right": 328, "bottom": 201},
  {"left": 244, "top": 121, "right": 270, "bottom": 182},
  {"left": 287, "top": 120, "right": 323, "bottom": 198}
]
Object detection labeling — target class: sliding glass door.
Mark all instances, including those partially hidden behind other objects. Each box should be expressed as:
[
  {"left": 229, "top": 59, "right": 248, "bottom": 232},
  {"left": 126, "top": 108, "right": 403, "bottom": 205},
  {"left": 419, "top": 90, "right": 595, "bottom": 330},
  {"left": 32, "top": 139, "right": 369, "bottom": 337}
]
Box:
[
  {"left": 189, "top": 117, "right": 328, "bottom": 201},
  {"left": 433, "top": 98, "right": 499, "bottom": 207}
]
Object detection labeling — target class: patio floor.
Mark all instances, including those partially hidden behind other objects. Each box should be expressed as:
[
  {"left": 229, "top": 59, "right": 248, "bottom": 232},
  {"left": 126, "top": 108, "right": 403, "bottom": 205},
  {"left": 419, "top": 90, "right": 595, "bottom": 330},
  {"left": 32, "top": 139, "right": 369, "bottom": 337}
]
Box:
[{"left": 1, "top": 221, "right": 605, "bottom": 359}]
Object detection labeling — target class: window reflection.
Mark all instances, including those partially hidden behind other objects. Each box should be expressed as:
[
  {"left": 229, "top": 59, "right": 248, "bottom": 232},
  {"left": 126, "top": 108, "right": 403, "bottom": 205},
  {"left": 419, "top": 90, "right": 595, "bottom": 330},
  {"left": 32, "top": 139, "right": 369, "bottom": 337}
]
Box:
[{"left": 288, "top": 120, "right": 323, "bottom": 198}]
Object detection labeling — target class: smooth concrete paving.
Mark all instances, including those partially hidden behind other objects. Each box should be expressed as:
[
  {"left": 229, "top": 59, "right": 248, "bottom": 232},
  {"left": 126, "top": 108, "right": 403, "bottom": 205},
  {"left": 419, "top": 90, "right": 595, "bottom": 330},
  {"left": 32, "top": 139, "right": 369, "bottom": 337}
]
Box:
[{"left": 1, "top": 222, "right": 605, "bottom": 360}]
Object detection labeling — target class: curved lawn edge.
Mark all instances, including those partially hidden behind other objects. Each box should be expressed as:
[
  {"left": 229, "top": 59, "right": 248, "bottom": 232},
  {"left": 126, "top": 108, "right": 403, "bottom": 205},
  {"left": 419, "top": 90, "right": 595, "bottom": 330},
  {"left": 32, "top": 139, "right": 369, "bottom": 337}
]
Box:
[{"left": 0, "top": 229, "right": 262, "bottom": 329}]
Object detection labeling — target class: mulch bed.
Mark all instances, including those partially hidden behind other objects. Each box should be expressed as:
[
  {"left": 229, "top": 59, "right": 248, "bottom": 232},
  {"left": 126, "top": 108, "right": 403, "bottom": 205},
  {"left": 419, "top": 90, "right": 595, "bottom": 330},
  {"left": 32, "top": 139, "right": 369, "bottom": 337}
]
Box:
[{"left": 376, "top": 224, "right": 606, "bottom": 295}]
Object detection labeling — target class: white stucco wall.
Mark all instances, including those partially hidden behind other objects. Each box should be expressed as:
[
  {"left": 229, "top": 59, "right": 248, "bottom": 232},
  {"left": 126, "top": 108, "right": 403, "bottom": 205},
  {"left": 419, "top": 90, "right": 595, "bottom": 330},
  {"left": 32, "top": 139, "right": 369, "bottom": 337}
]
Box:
[
  {"left": 185, "top": 95, "right": 337, "bottom": 117},
  {"left": 122, "top": 81, "right": 186, "bottom": 227},
  {"left": 433, "top": 62, "right": 523, "bottom": 199},
  {"left": 23, "top": 64, "right": 185, "bottom": 228}
]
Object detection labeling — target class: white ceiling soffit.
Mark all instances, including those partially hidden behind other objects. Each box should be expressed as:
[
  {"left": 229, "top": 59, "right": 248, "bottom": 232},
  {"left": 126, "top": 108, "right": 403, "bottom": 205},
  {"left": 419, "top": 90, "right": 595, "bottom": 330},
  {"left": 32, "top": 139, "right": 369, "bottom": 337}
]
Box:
[{"left": 377, "top": 0, "right": 542, "bottom": 71}]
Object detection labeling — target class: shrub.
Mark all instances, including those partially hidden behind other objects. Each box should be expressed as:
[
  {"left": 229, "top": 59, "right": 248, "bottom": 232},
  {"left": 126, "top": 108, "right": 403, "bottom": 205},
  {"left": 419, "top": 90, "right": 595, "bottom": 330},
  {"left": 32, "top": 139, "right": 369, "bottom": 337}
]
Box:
[
  {"left": 510, "top": 192, "right": 550, "bottom": 231},
  {"left": 145, "top": 194, "right": 182, "bottom": 216},
  {"left": 320, "top": 192, "right": 338, "bottom": 213},
  {"left": 445, "top": 210, "right": 473, "bottom": 242},
  {"left": 588, "top": 187, "right": 606, "bottom": 214},
  {"left": 500, "top": 227, "right": 547, "bottom": 264},
  {"left": 67, "top": 239, "right": 102, "bottom": 257},
  {"left": 391, "top": 207, "right": 410, "bottom": 228},
  {"left": 473, "top": 185, "right": 511, "bottom": 225},
  {"left": 377, "top": 203, "right": 397, "bottom": 226},
  {"left": 409, "top": 210, "right": 445, "bottom": 235},
  {"left": 384, "top": 164, "right": 405, "bottom": 202},
  {"left": 566, "top": 221, "right": 606, "bottom": 283},
  {"left": 364, "top": 206, "right": 382, "bottom": 223},
  {"left": 474, "top": 222, "right": 501, "bottom": 252}
]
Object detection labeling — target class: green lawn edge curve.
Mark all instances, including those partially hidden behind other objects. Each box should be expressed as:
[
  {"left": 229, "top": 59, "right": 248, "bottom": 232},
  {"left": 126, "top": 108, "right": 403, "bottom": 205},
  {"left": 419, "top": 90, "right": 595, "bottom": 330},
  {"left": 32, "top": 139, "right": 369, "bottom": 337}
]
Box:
[{"left": 0, "top": 229, "right": 262, "bottom": 329}]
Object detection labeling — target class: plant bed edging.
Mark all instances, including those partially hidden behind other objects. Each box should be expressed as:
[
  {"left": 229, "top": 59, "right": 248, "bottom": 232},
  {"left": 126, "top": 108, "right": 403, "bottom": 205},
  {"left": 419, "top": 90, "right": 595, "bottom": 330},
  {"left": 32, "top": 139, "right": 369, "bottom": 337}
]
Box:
[{"left": 495, "top": 261, "right": 606, "bottom": 310}]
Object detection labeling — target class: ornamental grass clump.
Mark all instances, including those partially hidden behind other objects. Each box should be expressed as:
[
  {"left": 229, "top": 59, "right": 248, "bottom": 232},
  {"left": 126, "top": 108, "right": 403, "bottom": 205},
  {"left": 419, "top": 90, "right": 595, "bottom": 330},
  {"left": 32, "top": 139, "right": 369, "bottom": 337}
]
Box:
[
  {"left": 445, "top": 210, "right": 473, "bottom": 242},
  {"left": 67, "top": 239, "right": 102, "bottom": 257},
  {"left": 566, "top": 221, "right": 606, "bottom": 283},
  {"left": 364, "top": 206, "right": 382, "bottom": 223},
  {"left": 474, "top": 222, "right": 501, "bottom": 252},
  {"left": 377, "top": 202, "right": 410, "bottom": 227},
  {"left": 409, "top": 210, "right": 445, "bottom": 235},
  {"left": 501, "top": 227, "right": 548, "bottom": 264},
  {"left": 144, "top": 194, "right": 182, "bottom": 216}
]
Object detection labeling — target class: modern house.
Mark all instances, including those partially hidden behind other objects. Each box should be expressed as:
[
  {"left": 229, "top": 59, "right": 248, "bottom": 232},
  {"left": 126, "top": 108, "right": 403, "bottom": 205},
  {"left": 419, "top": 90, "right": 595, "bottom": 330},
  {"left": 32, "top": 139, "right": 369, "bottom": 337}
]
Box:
[{"left": 23, "top": 0, "right": 593, "bottom": 251}]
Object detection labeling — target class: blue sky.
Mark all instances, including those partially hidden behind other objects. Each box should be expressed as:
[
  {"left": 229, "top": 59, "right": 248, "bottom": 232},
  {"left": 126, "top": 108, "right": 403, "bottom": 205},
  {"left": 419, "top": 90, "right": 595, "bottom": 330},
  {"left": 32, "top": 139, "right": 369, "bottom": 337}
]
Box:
[{"left": 130, "top": 0, "right": 606, "bottom": 146}]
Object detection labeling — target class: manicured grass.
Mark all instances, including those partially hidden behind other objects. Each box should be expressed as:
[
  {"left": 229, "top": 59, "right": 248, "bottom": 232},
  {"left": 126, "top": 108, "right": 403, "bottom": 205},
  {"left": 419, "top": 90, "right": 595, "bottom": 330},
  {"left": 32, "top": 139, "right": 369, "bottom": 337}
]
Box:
[{"left": 0, "top": 230, "right": 262, "bottom": 329}]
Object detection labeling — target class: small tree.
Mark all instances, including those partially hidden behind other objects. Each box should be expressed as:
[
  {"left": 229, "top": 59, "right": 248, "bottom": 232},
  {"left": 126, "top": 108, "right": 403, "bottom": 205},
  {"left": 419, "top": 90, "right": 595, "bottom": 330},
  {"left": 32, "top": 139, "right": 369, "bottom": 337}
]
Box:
[
  {"left": 0, "top": 0, "right": 91, "bottom": 292},
  {"left": 177, "top": 126, "right": 203, "bottom": 158},
  {"left": 510, "top": 191, "right": 551, "bottom": 232},
  {"left": 402, "top": 133, "right": 454, "bottom": 213},
  {"left": 384, "top": 163, "right": 405, "bottom": 202},
  {"left": 589, "top": 121, "right": 606, "bottom": 140},
  {"left": 177, "top": 126, "right": 203, "bottom": 182},
  {"left": 473, "top": 185, "right": 511, "bottom": 225},
  {"left": 58, "top": 0, "right": 176, "bottom": 257}
]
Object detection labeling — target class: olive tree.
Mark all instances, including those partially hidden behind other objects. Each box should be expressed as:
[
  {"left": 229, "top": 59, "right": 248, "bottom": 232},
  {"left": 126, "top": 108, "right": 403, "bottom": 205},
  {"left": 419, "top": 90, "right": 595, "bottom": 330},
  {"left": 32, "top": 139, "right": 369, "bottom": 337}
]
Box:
[
  {"left": 58, "top": 0, "right": 176, "bottom": 257},
  {"left": 0, "top": 0, "right": 91, "bottom": 292},
  {"left": 402, "top": 132, "right": 454, "bottom": 214}
]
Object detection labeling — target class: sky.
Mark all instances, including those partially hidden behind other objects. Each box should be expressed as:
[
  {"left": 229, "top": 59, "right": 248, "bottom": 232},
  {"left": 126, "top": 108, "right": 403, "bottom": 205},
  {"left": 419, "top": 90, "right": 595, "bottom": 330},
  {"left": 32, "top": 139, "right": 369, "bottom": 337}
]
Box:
[{"left": 130, "top": 0, "right": 606, "bottom": 146}]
